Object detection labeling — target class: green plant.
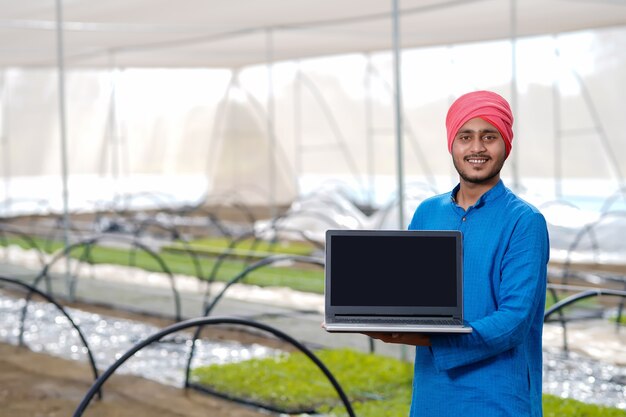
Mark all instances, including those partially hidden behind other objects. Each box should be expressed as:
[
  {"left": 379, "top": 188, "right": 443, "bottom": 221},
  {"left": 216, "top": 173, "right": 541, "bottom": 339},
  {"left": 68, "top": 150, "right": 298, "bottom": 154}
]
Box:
[
  {"left": 192, "top": 348, "right": 413, "bottom": 415},
  {"left": 543, "top": 393, "right": 626, "bottom": 417},
  {"left": 545, "top": 291, "right": 602, "bottom": 311},
  {"left": 608, "top": 312, "right": 626, "bottom": 325},
  {"left": 2, "top": 236, "right": 623, "bottom": 416},
  {"left": 0, "top": 235, "right": 326, "bottom": 293},
  {"left": 179, "top": 236, "right": 316, "bottom": 256},
  {"left": 192, "top": 348, "right": 626, "bottom": 417}
]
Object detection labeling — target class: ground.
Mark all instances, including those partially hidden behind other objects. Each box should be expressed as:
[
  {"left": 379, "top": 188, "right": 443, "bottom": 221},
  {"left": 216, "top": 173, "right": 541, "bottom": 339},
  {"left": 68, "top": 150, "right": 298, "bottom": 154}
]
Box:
[{"left": 0, "top": 301, "right": 284, "bottom": 417}]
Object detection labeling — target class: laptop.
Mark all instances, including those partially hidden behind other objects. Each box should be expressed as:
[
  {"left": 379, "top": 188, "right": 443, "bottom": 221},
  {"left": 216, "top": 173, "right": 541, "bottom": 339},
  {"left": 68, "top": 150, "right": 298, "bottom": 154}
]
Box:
[{"left": 322, "top": 229, "right": 472, "bottom": 333}]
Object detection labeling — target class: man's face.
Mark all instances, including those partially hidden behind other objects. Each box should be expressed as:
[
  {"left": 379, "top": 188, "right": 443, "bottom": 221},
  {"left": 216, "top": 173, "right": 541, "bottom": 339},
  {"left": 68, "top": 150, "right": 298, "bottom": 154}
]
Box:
[{"left": 451, "top": 117, "right": 506, "bottom": 186}]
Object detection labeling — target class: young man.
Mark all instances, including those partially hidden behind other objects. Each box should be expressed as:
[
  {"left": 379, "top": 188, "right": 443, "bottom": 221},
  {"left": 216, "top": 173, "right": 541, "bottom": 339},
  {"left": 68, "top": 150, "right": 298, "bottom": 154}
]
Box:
[{"left": 368, "top": 90, "right": 550, "bottom": 416}]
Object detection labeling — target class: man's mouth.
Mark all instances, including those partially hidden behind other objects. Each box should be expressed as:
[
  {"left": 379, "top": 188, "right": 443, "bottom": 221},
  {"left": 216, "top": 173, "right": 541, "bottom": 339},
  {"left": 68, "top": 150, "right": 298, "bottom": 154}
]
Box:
[{"left": 465, "top": 156, "right": 490, "bottom": 164}]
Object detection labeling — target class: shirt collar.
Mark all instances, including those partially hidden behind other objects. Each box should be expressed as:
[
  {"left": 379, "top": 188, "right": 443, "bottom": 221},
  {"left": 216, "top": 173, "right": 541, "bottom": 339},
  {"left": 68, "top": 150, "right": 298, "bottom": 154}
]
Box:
[{"left": 450, "top": 179, "right": 506, "bottom": 208}]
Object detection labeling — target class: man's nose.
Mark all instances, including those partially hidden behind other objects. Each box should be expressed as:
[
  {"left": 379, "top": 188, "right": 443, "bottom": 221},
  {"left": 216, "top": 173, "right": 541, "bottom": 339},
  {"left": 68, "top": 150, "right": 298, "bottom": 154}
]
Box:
[{"left": 469, "top": 137, "right": 486, "bottom": 152}]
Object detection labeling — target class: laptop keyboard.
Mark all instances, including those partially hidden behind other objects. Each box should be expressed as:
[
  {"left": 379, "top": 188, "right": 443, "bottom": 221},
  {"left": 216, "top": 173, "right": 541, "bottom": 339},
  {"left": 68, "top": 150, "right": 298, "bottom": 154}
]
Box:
[{"left": 341, "top": 318, "right": 463, "bottom": 326}]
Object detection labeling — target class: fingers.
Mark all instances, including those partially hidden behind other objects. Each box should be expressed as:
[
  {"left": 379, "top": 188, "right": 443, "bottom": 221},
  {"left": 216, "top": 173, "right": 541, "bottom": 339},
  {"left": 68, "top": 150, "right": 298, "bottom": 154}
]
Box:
[
  {"left": 364, "top": 332, "right": 432, "bottom": 346},
  {"left": 365, "top": 332, "right": 399, "bottom": 343}
]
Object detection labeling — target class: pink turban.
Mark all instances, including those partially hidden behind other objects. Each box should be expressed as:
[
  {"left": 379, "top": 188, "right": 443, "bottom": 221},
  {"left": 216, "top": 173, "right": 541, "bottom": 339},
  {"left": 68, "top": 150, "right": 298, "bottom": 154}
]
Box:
[{"left": 445, "top": 91, "right": 514, "bottom": 158}]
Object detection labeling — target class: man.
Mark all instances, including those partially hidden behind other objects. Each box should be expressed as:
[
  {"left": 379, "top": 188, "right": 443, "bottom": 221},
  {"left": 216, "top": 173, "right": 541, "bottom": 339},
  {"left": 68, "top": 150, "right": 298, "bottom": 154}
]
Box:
[{"left": 368, "top": 90, "right": 549, "bottom": 416}]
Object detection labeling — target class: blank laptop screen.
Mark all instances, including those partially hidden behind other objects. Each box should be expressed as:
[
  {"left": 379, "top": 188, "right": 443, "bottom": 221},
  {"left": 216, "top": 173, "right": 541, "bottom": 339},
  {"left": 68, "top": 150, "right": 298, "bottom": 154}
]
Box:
[{"left": 329, "top": 234, "right": 458, "bottom": 307}]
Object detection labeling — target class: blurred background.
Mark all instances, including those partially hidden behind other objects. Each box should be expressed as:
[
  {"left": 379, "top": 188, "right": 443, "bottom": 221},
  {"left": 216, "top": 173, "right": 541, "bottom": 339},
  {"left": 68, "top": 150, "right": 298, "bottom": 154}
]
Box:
[
  {"left": 2, "top": 1, "right": 626, "bottom": 229},
  {"left": 1, "top": 1, "right": 626, "bottom": 415}
]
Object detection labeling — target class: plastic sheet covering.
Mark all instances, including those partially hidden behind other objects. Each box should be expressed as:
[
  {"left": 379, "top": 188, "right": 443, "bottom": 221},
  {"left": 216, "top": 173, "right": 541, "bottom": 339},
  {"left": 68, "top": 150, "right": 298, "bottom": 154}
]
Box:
[
  {"left": 3, "top": 26, "right": 626, "bottom": 210},
  {"left": 544, "top": 209, "right": 626, "bottom": 264},
  {"left": 255, "top": 184, "right": 370, "bottom": 243},
  {"left": 253, "top": 181, "right": 626, "bottom": 267}
]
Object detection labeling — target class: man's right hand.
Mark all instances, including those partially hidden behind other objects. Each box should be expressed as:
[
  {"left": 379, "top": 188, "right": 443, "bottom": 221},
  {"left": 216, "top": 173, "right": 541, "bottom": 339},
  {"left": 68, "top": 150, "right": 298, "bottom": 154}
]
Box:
[{"left": 364, "top": 332, "right": 431, "bottom": 346}]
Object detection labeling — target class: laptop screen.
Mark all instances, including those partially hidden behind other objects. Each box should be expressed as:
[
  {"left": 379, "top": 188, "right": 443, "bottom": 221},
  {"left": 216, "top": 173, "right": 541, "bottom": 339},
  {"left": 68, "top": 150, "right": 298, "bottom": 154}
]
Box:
[{"left": 325, "top": 230, "right": 463, "bottom": 316}]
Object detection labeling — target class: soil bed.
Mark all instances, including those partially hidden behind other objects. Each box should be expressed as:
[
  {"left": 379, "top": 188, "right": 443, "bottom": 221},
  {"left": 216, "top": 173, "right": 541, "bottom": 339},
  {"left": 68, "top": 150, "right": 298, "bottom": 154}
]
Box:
[{"left": 0, "top": 297, "right": 291, "bottom": 417}]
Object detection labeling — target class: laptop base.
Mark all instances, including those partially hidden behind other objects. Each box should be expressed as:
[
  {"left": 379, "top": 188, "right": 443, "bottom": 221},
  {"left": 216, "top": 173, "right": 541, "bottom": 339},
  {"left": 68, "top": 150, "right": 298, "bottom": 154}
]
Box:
[{"left": 322, "top": 322, "right": 472, "bottom": 333}]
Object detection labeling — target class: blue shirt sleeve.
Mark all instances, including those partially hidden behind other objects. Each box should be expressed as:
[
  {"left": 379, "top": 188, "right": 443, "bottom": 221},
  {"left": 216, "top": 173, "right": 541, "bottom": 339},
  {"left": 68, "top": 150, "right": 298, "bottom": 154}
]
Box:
[{"left": 429, "top": 211, "right": 549, "bottom": 371}]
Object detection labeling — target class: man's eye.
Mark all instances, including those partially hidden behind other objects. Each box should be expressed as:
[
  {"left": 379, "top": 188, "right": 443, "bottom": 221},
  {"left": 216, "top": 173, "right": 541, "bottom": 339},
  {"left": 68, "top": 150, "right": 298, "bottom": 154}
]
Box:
[{"left": 483, "top": 135, "right": 497, "bottom": 141}]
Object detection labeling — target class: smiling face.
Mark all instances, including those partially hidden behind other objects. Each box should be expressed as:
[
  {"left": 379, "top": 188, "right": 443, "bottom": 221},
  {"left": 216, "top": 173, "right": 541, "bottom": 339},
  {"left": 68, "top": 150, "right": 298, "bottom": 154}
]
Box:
[{"left": 451, "top": 117, "right": 506, "bottom": 187}]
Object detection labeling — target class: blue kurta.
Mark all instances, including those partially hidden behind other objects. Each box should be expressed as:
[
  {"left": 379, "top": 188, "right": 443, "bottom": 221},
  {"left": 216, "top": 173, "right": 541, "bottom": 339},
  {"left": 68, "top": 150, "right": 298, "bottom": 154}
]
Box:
[{"left": 407, "top": 180, "right": 549, "bottom": 417}]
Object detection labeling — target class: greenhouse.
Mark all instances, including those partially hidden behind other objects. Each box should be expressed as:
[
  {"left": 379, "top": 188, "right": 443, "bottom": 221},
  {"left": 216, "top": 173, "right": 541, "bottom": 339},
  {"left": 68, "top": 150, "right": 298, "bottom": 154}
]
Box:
[{"left": 0, "top": 1, "right": 625, "bottom": 416}]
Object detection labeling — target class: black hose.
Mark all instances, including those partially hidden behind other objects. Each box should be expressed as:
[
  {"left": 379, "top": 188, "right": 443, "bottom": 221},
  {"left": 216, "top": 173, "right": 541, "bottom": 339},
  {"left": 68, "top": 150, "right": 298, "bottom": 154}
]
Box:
[
  {"left": 0, "top": 275, "right": 102, "bottom": 399},
  {"left": 71, "top": 316, "right": 355, "bottom": 417}
]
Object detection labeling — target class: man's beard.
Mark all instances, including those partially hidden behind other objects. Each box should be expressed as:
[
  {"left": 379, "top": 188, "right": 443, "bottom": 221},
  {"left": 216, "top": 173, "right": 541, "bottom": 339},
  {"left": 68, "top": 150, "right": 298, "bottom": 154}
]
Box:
[{"left": 453, "top": 154, "right": 505, "bottom": 185}]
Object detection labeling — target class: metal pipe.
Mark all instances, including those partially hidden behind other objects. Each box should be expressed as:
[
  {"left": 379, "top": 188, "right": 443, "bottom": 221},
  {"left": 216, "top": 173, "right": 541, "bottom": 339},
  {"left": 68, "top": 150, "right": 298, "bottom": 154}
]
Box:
[
  {"left": 365, "top": 54, "right": 375, "bottom": 210},
  {"left": 392, "top": 0, "right": 405, "bottom": 228},
  {"left": 552, "top": 36, "right": 562, "bottom": 199},
  {"left": 509, "top": 0, "right": 520, "bottom": 191},
  {"left": 55, "top": 0, "right": 72, "bottom": 297},
  {"left": 108, "top": 52, "right": 121, "bottom": 198},
  {"left": 0, "top": 70, "right": 10, "bottom": 204},
  {"left": 294, "top": 62, "right": 302, "bottom": 194},
  {"left": 266, "top": 29, "right": 277, "bottom": 218},
  {"left": 392, "top": 0, "right": 409, "bottom": 362}
]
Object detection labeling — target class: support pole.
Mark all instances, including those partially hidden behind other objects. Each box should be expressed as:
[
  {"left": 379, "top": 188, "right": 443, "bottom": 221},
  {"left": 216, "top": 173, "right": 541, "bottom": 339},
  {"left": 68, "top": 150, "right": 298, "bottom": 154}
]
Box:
[
  {"left": 392, "top": 0, "right": 408, "bottom": 362},
  {"left": 510, "top": 0, "right": 520, "bottom": 191},
  {"left": 552, "top": 37, "right": 563, "bottom": 200},
  {"left": 55, "top": 0, "right": 72, "bottom": 296},
  {"left": 392, "top": 0, "right": 405, "bottom": 229},
  {"left": 266, "top": 29, "right": 277, "bottom": 219},
  {"left": 294, "top": 62, "right": 302, "bottom": 195},
  {"left": 108, "top": 52, "right": 121, "bottom": 200},
  {"left": 0, "top": 70, "right": 11, "bottom": 204},
  {"left": 365, "top": 54, "right": 376, "bottom": 210}
]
